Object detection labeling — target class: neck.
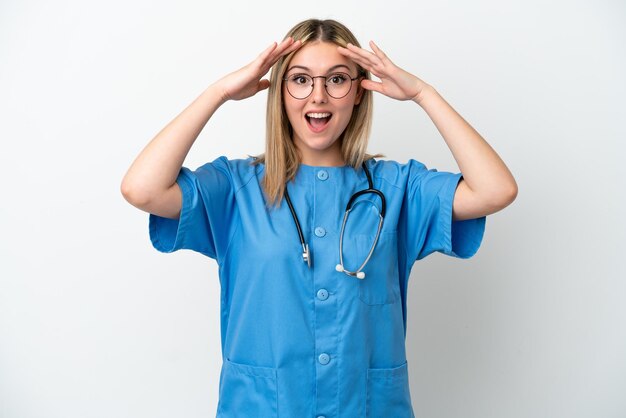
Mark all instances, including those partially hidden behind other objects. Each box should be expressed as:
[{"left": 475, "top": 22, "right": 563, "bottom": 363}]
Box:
[
  {"left": 300, "top": 155, "right": 346, "bottom": 167},
  {"left": 297, "top": 144, "right": 345, "bottom": 167}
]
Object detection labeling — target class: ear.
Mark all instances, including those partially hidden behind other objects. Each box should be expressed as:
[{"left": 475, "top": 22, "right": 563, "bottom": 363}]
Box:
[{"left": 354, "top": 78, "right": 365, "bottom": 105}]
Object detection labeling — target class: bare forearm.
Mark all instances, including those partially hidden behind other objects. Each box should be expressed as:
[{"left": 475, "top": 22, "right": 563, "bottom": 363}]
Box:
[
  {"left": 121, "top": 84, "right": 226, "bottom": 202},
  {"left": 415, "top": 85, "right": 517, "bottom": 202}
]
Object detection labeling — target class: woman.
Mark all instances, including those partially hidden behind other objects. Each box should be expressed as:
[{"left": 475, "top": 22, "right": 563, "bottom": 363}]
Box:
[{"left": 121, "top": 18, "right": 517, "bottom": 418}]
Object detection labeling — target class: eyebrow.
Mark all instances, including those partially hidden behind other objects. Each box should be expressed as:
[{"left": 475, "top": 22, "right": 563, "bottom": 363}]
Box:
[{"left": 286, "top": 64, "right": 353, "bottom": 73}]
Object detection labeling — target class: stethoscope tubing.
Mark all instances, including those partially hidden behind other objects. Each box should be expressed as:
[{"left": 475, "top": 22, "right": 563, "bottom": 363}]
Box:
[
  {"left": 284, "top": 161, "right": 386, "bottom": 278},
  {"left": 284, "top": 185, "right": 311, "bottom": 268},
  {"left": 336, "top": 202, "right": 384, "bottom": 279}
]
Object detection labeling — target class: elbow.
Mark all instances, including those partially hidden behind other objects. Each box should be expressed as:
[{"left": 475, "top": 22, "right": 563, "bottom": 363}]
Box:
[
  {"left": 474, "top": 181, "right": 518, "bottom": 215},
  {"left": 492, "top": 181, "right": 518, "bottom": 211},
  {"left": 120, "top": 177, "right": 133, "bottom": 200},
  {"left": 120, "top": 178, "right": 150, "bottom": 208},
  {"left": 505, "top": 179, "right": 519, "bottom": 205}
]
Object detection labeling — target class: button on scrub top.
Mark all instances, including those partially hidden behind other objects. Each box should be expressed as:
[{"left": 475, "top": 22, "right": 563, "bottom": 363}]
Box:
[{"left": 149, "top": 157, "right": 486, "bottom": 418}]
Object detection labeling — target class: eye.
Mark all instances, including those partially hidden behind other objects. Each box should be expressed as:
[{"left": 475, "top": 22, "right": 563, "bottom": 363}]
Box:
[
  {"left": 327, "top": 73, "right": 348, "bottom": 85},
  {"left": 290, "top": 74, "right": 311, "bottom": 85}
]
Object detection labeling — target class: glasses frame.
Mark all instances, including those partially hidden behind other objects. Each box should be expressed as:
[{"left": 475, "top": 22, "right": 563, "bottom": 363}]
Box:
[{"left": 282, "top": 71, "right": 361, "bottom": 100}]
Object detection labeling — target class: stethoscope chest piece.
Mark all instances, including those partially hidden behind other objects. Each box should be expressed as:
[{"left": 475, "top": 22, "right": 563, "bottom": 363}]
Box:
[{"left": 302, "top": 243, "right": 311, "bottom": 268}]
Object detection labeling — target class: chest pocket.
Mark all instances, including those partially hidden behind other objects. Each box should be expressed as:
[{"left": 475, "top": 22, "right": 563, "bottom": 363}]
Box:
[
  {"left": 216, "top": 358, "right": 278, "bottom": 417},
  {"left": 349, "top": 231, "right": 400, "bottom": 305}
]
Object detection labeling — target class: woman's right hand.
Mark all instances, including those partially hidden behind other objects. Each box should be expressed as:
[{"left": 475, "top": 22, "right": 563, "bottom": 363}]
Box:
[{"left": 215, "top": 37, "right": 301, "bottom": 102}]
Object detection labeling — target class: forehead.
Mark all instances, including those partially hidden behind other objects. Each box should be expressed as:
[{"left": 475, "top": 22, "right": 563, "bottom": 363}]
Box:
[{"left": 287, "top": 41, "right": 357, "bottom": 73}]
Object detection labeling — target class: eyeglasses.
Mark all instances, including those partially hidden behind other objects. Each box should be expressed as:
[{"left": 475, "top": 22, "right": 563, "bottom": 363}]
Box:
[{"left": 283, "top": 72, "right": 360, "bottom": 100}]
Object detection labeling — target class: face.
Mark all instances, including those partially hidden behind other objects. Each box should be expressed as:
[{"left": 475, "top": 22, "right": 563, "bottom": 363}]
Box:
[{"left": 282, "top": 41, "right": 363, "bottom": 166}]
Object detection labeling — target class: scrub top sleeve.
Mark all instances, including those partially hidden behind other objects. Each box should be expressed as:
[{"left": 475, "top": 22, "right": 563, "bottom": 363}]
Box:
[
  {"left": 404, "top": 160, "right": 486, "bottom": 261},
  {"left": 148, "top": 160, "right": 236, "bottom": 261}
]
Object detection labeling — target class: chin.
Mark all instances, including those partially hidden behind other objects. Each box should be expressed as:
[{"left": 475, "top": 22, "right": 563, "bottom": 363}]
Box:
[{"left": 298, "top": 134, "right": 340, "bottom": 152}]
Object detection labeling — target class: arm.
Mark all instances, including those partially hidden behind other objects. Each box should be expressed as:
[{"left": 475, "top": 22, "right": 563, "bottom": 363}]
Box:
[
  {"left": 338, "top": 41, "right": 518, "bottom": 221},
  {"left": 414, "top": 86, "right": 518, "bottom": 221},
  {"left": 120, "top": 84, "right": 226, "bottom": 219},
  {"left": 120, "top": 38, "right": 301, "bottom": 219}
]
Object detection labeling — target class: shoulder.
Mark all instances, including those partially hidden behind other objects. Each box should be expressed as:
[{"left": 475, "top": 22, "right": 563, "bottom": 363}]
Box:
[
  {"left": 365, "top": 158, "right": 431, "bottom": 187},
  {"left": 194, "top": 156, "right": 261, "bottom": 191}
]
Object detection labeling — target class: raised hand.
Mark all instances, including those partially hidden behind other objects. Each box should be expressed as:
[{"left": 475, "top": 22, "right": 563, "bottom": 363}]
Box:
[
  {"left": 338, "top": 41, "right": 430, "bottom": 102},
  {"left": 216, "top": 37, "right": 302, "bottom": 102}
]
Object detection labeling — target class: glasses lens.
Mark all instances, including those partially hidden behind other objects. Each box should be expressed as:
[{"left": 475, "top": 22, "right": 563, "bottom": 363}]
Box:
[
  {"left": 326, "top": 72, "right": 352, "bottom": 99},
  {"left": 285, "top": 72, "right": 354, "bottom": 99},
  {"left": 286, "top": 74, "right": 313, "bottom": 99}
]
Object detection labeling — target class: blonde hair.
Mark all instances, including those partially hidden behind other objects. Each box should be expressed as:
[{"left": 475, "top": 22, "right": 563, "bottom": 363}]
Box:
[{"left": 253, "top": 18, "right": 379, "bottom": 206}]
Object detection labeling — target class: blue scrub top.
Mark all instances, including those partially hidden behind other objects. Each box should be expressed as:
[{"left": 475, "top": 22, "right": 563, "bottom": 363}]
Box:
[{"left": 149, "top": 156, "right": 486, "bottom": 418}]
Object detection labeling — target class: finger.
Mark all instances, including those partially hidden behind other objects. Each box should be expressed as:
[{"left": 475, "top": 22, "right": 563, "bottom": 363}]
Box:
[
  {"left": 343, "top": 43, "right": 386, "bottom": 73},
  {"left": 369, "top": 40, "right": 393, "bottom": 65},
  {"left": 265, "top": 38, "right": 300, "bottom": 68},
  {"left": 254, "top": 39, "right": 292, "bottom": 75},
  {"left": 274, "top": 38, "right": 301, "bottom": 61},
  {"left": 257, "top": 79, "right": 271, "bottom": 91},
  {"left": 269, "top": 37, "right": 298, "bottom": 59},
  {"left": 258, "top": 37, "right": 293, "bottom": 65},
  {"left": 273, "top": 37, "right": 295, "bottom": 55},
  {"left": 361, "top": 78, "right": 384, "bottom": 94},
  {"left": 337, "top": 45, "right": 358, "bottom": 59},
  {"left": 346, "top": 43, "right": 379, "bottom": 64},
  {"left": 337, "top": 46, "right": 377, "bottom": 71},
  {"left": 263, "top": 39, "right": 289, "bottom": 64},
  {"left": 368, "top": 41, "right": 386, "bottom": 59},
  {"left": 340, "top": 52, "right": 385, "bottom": 79},
  {"left": 258, "top": 41, "right": 278, "bottom": 62}
]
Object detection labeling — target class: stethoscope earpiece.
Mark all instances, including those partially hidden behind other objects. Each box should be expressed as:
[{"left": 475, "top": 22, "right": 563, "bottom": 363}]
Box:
[{"left": 335, "top": 264, "right": 365, "bottom": 279}]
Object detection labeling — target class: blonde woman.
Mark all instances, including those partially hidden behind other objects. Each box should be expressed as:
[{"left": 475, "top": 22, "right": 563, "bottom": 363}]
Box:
[{"left": 121, "top": 18, "right": 517, "bottom": 418}]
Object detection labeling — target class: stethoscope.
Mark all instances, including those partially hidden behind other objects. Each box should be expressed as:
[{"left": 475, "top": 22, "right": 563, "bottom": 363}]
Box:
[{"left": 283, "top": 162, "right": 386, "bottom": 279}]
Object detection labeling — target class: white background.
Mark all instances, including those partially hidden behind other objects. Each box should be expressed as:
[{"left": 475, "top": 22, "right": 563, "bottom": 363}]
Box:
[{"left": 1, "top": 0, "right": 625, "bottom": 417}]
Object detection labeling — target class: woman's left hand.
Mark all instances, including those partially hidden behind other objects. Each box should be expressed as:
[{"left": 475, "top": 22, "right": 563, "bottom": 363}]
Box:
[{"left": 338, "top": 41, "right": 430, "bottom": 103}]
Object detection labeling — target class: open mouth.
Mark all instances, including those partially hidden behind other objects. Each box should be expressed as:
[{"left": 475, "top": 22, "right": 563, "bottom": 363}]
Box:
[{"left": 305, "top": 112, "right": 332, "bottom": 133}]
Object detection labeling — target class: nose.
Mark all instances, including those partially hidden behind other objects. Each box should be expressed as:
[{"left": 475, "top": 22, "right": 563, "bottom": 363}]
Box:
[{"left": 310, "top": 77, "right": 329, "bottom": 103}]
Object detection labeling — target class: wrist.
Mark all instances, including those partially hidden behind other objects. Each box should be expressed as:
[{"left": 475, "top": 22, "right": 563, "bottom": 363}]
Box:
[
  {"left": 206, "top": 82, "right": 230, "bottom": 106},
  {"left": 412, "top": 84, "right": 436, "bottom": 106}
]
